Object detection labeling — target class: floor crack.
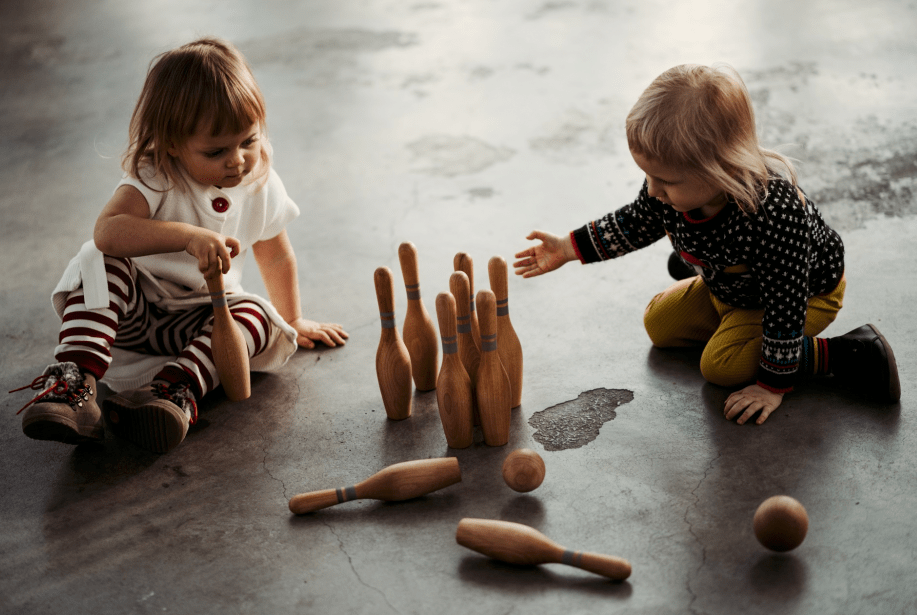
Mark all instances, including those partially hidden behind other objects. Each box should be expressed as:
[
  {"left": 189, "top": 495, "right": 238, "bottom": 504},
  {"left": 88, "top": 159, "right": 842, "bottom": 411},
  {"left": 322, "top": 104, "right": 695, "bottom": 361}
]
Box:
[
  {"left": 684, "top": 451, "right": 721, "bottom": 614},
  {"left": 321, "top": 519, "right": 402, "bottom": 614}
]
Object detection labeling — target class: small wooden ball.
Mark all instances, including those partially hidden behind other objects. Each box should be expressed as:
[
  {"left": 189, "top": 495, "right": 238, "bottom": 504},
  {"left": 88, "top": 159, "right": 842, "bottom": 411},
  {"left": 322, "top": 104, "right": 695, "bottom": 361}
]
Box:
[
  {"left": 753, "top": 495, "right": 809, "bottom": 552},
  {"left": 502, "top": 448, "right": 546, "bottom": 492}
]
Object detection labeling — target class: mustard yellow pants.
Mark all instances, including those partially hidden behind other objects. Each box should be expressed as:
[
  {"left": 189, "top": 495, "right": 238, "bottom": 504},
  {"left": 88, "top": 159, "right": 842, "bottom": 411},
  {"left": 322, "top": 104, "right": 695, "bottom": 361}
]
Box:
[{"left": 643, "top": 276, "right": 846, "bottom": 387}]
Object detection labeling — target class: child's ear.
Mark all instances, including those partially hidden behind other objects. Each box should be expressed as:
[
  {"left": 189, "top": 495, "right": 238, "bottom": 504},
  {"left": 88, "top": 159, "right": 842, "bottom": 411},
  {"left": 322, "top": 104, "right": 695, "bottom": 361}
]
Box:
[{"left": 166, "top": 143, "right": 179, "bottom": 158}]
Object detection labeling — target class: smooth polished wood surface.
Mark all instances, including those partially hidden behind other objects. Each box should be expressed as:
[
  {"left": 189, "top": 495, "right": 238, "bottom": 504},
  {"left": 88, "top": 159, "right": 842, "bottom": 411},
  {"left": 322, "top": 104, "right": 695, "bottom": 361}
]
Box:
[
  {"left": 453, "top": 252, "right": 482, "bottom": 352},
  {"left": 289, "top": 458, "right": 462, "bottom": 514},
  {"left": 205, "top": 269, "right": 251, "bottom": 402},
  {"left": 399, "top": 241, "right": 439, "bottom": 390},
  {"left": 374, "top": 266, "right": 412, "bottom": 420},
  {"left": 488, "top": 255, "right": 523, "bottom": 408},
  {"left": 449, "top": 271, "right": 481, "bottom": 425},
  {"left": 474, "top": 289, "right": 511, "bottom": 446},
  {"left": 434, "top": 292, "right": 474, "bottom": 448},
  {"left": 456, "top": 518, "right": 631, "bottom": 581}
]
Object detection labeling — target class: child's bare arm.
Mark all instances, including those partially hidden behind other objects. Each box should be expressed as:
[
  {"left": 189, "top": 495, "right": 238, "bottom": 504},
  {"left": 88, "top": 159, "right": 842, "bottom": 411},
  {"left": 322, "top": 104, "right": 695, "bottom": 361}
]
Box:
[
  {"left": 94, "top": 185, "right": 239, "bottom": 278},
  {"left": 252, "top": 230, "right": 348, "bottom": 349},
  {"left": 513, "top": 230, "right": 578, "bottom": 278}
]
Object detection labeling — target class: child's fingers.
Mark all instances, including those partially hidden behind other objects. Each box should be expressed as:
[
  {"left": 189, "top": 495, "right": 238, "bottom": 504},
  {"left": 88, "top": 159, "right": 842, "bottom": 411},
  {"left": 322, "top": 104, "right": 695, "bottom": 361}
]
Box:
[
  {"left": 297, "top": 334, "right": 316, "bottom": 349},
  {"left": 328, "top": 324, "right": 349, "bottom": 339},
  {"left": 735, "top": 403, "right": 762, "bottom": 425},
  {"left": 325, "top": 330, "right": 347, "bottom": 346},
  {"left": 320, "top": 324, "right": 348, "bottom": 346},
  {"left": 226, "top": 236, "right": 241, "bottom": 258},
  {"left": 200, "top": 254, "right": 221, "bottom": 279},
  {"left": 526, "top": 230, "right": 549, "bottom": 241}
]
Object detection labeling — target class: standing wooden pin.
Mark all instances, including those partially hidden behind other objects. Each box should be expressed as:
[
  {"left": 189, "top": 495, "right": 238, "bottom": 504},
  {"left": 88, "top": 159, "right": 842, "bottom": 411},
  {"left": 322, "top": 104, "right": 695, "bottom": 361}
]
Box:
[
  {"left": 374, "top": 267, "right": 412, "bottom": 420},
  {"left": 449, "top": 271, "right": 481, "bottom": 426},
  {"left": 488, "top": 255, "right": 523, "bottom": 408},
  {"left": 289, "top": 457, "right": 462, "bottom": 514},
  {"left": 434, "top": 293, "right": 474, "bottom": 448},
  {"left": 398, "top": 242, "right": 439, "bottom": 391},
  {"left": 453, "top": 252, "right": 481, "bottom": 351},
  {"left": 206, "top": 266, "right": 250, "bottom": 401},
  {"left": 456, "top": 518, "right": 631, "bottom": 581},
  {"left": 475, "top": 289, "right": 512, "bottom": 446}
]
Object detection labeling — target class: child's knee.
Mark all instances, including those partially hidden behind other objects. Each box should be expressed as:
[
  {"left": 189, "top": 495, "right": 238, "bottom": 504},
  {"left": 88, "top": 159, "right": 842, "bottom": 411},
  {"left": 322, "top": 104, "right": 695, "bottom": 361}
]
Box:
[
  {"left": 700, "top": 350, "right": 756, "bottom": 387},
  {"left": 643, "top": 294, "right": 677, "bottom": 347}
]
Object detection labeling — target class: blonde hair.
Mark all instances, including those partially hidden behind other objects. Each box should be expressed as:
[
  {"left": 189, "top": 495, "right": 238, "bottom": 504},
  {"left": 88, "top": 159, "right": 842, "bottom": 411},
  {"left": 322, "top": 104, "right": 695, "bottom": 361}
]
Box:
[
  {"left": 626, "top": 64, "right": 796, "bottom": 215},
  {"left": 123, "top": 37, "right": 270, "bottom": 191}
]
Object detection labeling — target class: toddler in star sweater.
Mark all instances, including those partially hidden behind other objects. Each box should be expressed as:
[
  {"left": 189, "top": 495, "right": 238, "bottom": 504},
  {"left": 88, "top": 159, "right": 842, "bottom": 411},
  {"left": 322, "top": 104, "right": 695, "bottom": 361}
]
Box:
[{"left": 515, "top": 64, "right": 899, "bottom": 425}]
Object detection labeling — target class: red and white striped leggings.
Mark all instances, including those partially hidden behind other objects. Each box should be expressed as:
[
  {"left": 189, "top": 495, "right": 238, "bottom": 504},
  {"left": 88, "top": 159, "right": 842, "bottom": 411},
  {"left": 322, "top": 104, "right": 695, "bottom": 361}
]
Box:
[{"left": 55, "top": 256, "right": 271, "bottom": 398}]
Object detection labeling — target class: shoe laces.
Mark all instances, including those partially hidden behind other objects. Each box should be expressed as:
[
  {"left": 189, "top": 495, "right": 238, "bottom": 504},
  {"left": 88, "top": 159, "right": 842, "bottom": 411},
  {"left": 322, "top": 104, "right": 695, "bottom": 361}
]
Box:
[
  {"left": 150, "top": 382, "right": 198, "bottom": 425},
  {"left": 9, "top": 374, "right": 93, "bottom": 415}
]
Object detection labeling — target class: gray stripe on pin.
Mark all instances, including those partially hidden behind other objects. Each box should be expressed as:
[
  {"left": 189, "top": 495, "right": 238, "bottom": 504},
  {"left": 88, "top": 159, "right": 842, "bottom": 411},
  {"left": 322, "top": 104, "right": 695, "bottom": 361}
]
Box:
[
  {"left": 561, "top": 550, "right": 581, "bottom": 566},
  {"left": 443, "top": 342, "right": 457, "bottom": 354}
]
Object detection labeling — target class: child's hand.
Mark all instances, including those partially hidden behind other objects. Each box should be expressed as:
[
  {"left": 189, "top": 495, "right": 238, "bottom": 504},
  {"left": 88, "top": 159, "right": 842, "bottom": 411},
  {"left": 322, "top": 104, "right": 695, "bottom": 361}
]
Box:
[
  {"left": 513, "top": 230, "right": 578, "bottom": 278},
  {"left": 724, "top": 384, "right": 784, "bottom": 425},
  {"left": 186, "top": 230, "right": 241, "bottom": 279},
  {"left": 290, "top": 317, "right": 349, "bottom": 349}
]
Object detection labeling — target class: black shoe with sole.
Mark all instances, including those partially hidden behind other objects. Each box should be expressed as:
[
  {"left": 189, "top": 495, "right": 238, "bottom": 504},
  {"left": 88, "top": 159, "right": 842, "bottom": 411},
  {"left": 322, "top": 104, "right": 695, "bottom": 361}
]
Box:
[{"left": 830, "top": 324, "right": 901, "bottom": 403}]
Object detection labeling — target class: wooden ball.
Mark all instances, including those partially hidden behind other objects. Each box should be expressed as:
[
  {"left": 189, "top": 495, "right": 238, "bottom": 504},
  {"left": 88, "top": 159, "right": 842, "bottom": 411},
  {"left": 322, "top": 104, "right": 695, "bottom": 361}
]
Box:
[
  {"left": 753, "top": 495, "right": 809, "bottom": 552},
  {"left": 502, "top": 448, "right": 545, "bottom": 492}
]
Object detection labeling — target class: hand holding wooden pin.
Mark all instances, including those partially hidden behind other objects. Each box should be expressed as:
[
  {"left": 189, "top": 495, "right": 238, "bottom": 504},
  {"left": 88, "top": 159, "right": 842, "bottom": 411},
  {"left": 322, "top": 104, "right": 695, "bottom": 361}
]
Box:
[{"left": 205, "top": 262, "right": 251, "bottom": 401}]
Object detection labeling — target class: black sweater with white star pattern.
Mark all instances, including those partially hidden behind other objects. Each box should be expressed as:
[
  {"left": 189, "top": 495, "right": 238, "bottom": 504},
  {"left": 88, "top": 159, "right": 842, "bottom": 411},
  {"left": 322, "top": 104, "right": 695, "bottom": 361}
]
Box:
[{"left": 571, "top": 177, "right": 845, "bottom": 393}]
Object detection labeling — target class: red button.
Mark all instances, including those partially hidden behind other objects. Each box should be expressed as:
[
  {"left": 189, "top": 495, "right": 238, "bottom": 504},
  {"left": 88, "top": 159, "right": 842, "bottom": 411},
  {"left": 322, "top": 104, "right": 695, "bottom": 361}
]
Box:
[{"left": 212, "top": 197, "right": 229, "bottom": 213}]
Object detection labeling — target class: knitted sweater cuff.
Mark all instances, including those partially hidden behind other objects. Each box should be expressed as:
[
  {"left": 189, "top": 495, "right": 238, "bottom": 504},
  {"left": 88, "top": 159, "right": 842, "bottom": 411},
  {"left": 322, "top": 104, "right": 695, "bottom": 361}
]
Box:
[
  {"left": 755, "top": 374, "right": 794, "bottom": 395},
  {"left": 570, "top": 225, "right": 600, "bottom": 263}
]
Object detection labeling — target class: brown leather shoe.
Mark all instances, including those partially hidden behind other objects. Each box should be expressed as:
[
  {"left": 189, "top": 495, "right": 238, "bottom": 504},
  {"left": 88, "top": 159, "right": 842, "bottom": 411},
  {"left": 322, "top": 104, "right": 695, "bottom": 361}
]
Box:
[
  {"left": 830, "top": 324, "right": 901, "bottom": 403},
  {"left": 104, "top": 382, "right": 197, "bottom": 454},
  {"left": 15, "top": 362, "right": 104, "bottom": 444}
]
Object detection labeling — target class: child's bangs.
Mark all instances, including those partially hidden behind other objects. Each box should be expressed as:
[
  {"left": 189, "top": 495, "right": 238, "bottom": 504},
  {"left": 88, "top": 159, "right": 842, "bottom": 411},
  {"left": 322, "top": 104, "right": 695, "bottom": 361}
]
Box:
[
  {"left": 627, "top": 115, "right": 700, "bottom": 171},
  {"left": 201, "top": 79, "right": 265, "bottom": 137}
]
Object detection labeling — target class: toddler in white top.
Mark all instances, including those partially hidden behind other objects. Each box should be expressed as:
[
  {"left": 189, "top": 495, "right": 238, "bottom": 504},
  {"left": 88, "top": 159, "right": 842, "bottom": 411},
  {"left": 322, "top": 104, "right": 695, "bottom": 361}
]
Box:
[{"left": 11, "top": 38, "right": 348, "bottom": 453}]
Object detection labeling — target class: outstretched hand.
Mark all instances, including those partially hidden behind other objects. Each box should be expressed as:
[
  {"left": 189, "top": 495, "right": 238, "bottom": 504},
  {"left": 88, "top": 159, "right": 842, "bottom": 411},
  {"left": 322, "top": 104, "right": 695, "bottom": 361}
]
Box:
[
  {"left": 724, "top": 384, "right": 784, "bottom": 425},
  {"left": 513, "top": 230, "right": 578, "bottom": 278},
  {"left": 290, "top": 318, "right": 349, "bottom": 349}
]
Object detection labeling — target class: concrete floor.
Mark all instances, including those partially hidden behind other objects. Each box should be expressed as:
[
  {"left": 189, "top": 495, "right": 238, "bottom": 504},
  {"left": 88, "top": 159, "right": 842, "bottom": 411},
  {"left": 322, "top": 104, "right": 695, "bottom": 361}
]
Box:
[{"left": 1, "top": 1, "right": 915, "bottom": 613}]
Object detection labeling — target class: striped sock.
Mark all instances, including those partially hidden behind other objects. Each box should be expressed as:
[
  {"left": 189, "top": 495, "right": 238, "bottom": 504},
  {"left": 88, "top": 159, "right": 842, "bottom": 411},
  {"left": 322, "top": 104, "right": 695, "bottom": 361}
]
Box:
[{"left": 802, "top": 336, "right": 830, "bottom": 376}]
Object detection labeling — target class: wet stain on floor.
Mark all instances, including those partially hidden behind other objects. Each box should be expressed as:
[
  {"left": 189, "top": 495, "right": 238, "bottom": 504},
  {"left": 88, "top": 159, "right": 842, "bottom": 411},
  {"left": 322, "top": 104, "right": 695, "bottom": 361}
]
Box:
[{"left": 528, "top": 388, "right": 634, "bottom": 451}]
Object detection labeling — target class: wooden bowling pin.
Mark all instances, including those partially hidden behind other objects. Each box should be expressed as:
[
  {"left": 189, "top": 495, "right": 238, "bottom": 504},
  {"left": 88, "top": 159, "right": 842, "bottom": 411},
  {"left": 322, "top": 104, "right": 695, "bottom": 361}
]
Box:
[
  {"left": 488, "top": 256, "right": 523, "bottom": 408},
  {"left": 453, "top": 252, "right": 481, "bottom": 351},
  {"left": 475, "top": 290, "right": 511, "bottom": 446},
  {"left": 374, "top": 267, "right": 412, "bottom": 420},
  {"left": 456, "top": 518, "right": 631, "bottom": 581},
  {"left": 434, "top": 293, "right": 474, "bottom": 449},
  {"left": 205, "top": 267, "right": 251, "bottom": 401},
  {"left": 398, "top": 242, "right": 439, "bottom": 391},
  {"left": 289, "top": 457, "right": 462, "bottom": 514},
  {"left": 449, "top": 271, "right": 481, "bottom": 425}
]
